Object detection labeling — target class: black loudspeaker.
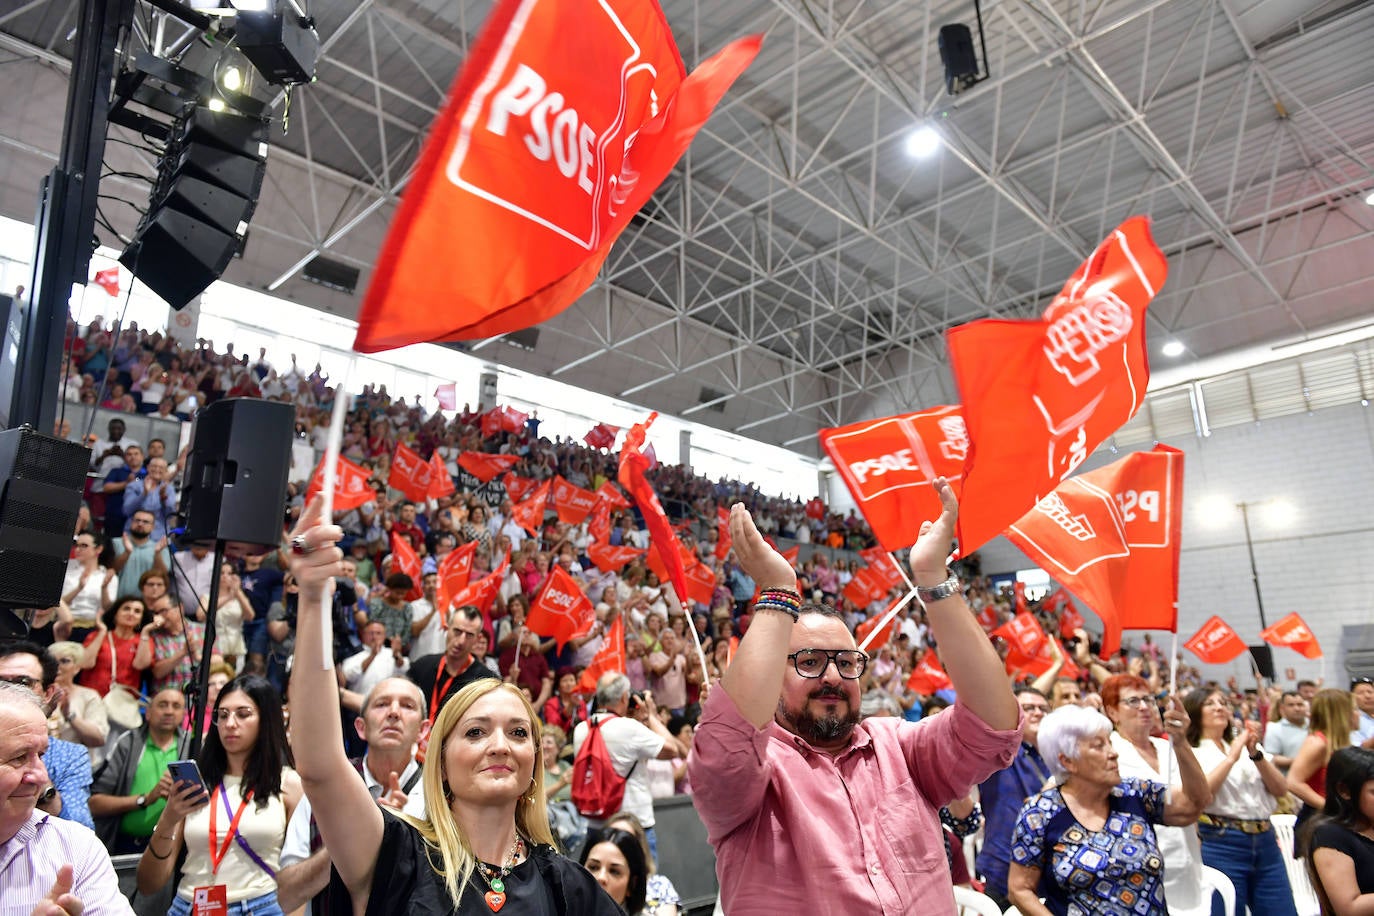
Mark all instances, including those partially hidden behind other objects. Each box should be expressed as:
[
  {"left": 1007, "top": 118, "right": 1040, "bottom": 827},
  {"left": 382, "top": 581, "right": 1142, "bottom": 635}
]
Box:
[
  {"left": 0, "top": 428, "right": 91, "bottom": 608},
  {"left": 939, "top": 24, "right": 979, "bottom": 95},
  {"left": 1249, "top": 644, "right": 1277, "bottom": 681},
  {"left": 120, "top": 105, "right": 267, "bottom": 310},
  {"left": 179, "top": 399, "right": 294, "bottom": 557},
  {"left": 235, "top": 11, "right": 321, "bottom": 86}
]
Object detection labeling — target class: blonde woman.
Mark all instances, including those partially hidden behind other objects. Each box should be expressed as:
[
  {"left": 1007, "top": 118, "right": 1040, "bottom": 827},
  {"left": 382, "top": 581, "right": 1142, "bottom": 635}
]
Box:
[
  {"left": 286, "top": 498, "right": 620, "bottom": 914},
  {"left": 46, "top": 641, "right": 110, "bottom": 753}
]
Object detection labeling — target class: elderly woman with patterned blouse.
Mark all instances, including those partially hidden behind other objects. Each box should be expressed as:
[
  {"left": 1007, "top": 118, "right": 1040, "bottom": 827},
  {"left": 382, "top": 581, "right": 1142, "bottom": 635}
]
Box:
[{"left": 1007, "top": 702, "right": 1211, "bottom": 916}]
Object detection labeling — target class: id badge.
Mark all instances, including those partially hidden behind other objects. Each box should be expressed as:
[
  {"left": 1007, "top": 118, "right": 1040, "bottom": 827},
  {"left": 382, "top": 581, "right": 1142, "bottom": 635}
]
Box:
[{"left": 192, "top": 885, "right": 228, "bottom": 916}]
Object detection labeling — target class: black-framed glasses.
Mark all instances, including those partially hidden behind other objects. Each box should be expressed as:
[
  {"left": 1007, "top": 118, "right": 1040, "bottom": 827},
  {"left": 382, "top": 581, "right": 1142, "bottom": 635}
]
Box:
[
  {"left": 0, "top": 675, "right": 41, "bottom": 690},
  {"left": 787, "top": 648, "right": 868, "bottom": 680}
]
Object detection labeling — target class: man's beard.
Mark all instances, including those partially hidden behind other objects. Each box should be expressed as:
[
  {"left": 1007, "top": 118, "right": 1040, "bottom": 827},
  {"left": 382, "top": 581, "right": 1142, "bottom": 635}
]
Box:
[{"left": 777, "top": 686, "right": 860, "bottom": 746}]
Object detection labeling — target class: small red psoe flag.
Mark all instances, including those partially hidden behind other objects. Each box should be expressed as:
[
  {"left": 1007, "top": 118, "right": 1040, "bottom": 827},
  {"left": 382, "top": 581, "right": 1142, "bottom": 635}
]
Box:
[
  {"left": 819, "top": 405, "right": 968, "bottom": 553},
  {"left": 551, "top": 475, "right": 598, "bottom": 524},
  {"left": 427, "top": 452, "right": 456, "bottom": 499},
  {"left": 434, "top": 383, "right": 458, "bottom": 411},
  {"left": 450, "top": 552, "right": 510, "bottom": 626},
  {"left": 714, "top": 506, "right": 731, "bottom": 561},
  {"left": 1261, "top": 612, "right": 1323, "bottom": 660},
  {"left": 855, "top": 608, "right": 898, "bottom": 650},
  {"left": 859, "top": 546, "right": 904, "bottom": 590},
  {"left": 843, "top": 567, "right": 888, "bottom": 608},
  {"left": 435, "top": 541, "right": 478, "bottom": 616},
  {"left": 503, "top": 472, "right": 538, "bottom": 503},
  {"left": 459, "top": 451, "right": 520, "bottom": 483},
  {"left": 351, "top": 0, "right": 761, "bottom": 352},
  {"left": 1004, "top": 444, "right": 1183, "bottom": 656},
  {"left": 94, "top": 266, "right": 120, "bottom": 297},
  {"left": 976, "top": 604, "right": 1001, "bottom": 634},
  {"left": 684, "top": 558, "right": 716, "bottom": 607},
  {"left": 595, "top": 481, "right": 630, "bottom": 509},
  {"left": 948, "top": 216, "right": 1167, "bottom": 553},
  {"left": 781, "top": 545, "right": 800, "bottom": 568},
  {"left": 992, "top": 612, "right": 1048, "bottom": 659},
  {"left": 804, "top": 497, "right": 827, "bottom": 521},
  {"left": 587, "top": 541, "right": 643, "bottom": 572},
  {"left": 587, "top": 499, "right": 612, "bottom": 543},
  {"left": 619, "top": 412, "right": 690, "bottom": 608},
  {"left": 584, "top": 423, "right": 620, "bottom": 450},
  {"left": 389, "top": 532, "right": 424, "bottom": 600},
  {"left": 1185, "top": 615, "right": 1250, "bottom": 665},
  {"left": 501, "top": 406, "right": 529, "bottom": 434},
  {"left": 481, "top": 409, "right": 503, "bottom": 438},
  {"left": 578, "top": 616, "right": 625, "bottom": 693},
  {"left": 388, "top": 444, "right": 434, "bottom": 501},
  {"left": 1013, "top": 582, "right": 1028, "bottom": 616},
  {"left": 527, "top": 565, "right": 596, "bottom": 650},
  {"left": 510, "top": 478, "right": 551, "bottom": 534},
  {"left": 305, "top": 455, "right": 373, "bottom": 511},
  {"left": 907, "top": 649, "right": 952, "bottom": 695}
]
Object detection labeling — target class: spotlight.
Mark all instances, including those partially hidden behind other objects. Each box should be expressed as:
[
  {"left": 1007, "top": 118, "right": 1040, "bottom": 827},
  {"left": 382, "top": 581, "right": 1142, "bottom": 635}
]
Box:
[
  {"left": 220, "top": 66, "right": 243, "bottom": 92},
  {"left": 1161, "top": 340, "right": 1185, "bottom": 357},
  {"left": 905, "top": 126, "right": 941, "bottom": 159},
  {"left": 207, "top": 97, "right": 227, "bottom": 112},
  {"left": 1366, "top": 190, "right": 1374, "bottom": 206}
]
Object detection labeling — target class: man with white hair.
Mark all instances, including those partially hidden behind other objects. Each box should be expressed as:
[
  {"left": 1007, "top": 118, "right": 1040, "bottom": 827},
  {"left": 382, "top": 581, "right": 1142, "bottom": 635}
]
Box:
[{"left": 0, "top": 681, "right": 133, "bottom": 915}]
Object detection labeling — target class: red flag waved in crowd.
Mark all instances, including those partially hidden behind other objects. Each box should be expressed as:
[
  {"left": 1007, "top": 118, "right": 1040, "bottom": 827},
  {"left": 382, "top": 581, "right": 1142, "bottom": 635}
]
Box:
[
  {"left": 584, "top": 423, "right": 620, "bottom": 450},
  {"left": 435, "top": 542, "right": 478, "bottom": 617},
  {"left": 1261, "top": 613, "right": 1323, "bottom": 660},
  {"left": 587, "top": 541, "right": 643, "bottom": 573},
  {"left": 907, "top": 649, "right": 952, "bottom": 695},
  {"left": 94, "top": 267, "right": 120, "bottom": 297},
  {"left": 427, "top": 452, "right": 455, "bottom": 500},
  {"left": 450, "top": 552, "right": 510, "bottom": 621},
  {"left": 819, "top": 405, "right": 968, "bottom": 554},
  {"left": 551, "top": 476, "right": 598, "bottom": 524},
  {"left": 503, "top": 473, "right": 538, "bottom": 504},
  {"left": 352, "top": 0, "right": 761, "bottom": 352},
  {"left": 595, "top": 481, "right": 630, "bottom": 509},
  {"left": 305, "top": 456, "right": 373, "bottom": 511},
  {"left": 1004, "top": 444, "right": 1183, "bottom": 656},
  {"left": 1185, "top": 616, "right": 1250, "bottom": 665},
  {"left": 526, "top": 566, "right": 597, "bottom": 650},
  {"left": 510, "top": 479, "right": 552, "bottom": 535},
  {"left": 389, "top": 532, "right": 424, "bottom": 601},
  {"left": 389, "top": 444, "right": 434, "bottom": 502},
  {"left": 619, "top": 413, "right": 690, "bottom": 608},
  {"left": 434, "top": 383, "right": 457, "bottom": 411},
  {"left": 948, "top": 216, "right": 1168, "bottom": 553},
  {"left": 578, "top": 616, "right": 626, "bottom": 693},
  {"left": 458, "top": 451, "right": 520, "bottom": 483}
]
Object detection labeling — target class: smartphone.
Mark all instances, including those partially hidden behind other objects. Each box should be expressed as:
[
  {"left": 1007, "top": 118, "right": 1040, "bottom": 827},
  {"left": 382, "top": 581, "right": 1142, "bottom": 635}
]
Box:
[{"left": 167, "top": 760, "right": 209, "bottom": 798}]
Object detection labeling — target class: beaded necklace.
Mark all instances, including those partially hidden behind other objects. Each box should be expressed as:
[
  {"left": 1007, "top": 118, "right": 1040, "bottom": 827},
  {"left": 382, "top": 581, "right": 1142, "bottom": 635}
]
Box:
[{"left": 474, "top": 834, "right": 526, "bottom": 912}]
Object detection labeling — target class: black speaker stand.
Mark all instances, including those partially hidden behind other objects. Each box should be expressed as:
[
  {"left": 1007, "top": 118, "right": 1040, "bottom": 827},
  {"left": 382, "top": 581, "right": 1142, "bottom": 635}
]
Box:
[{"left": 187, "top": 540, "right": 226, "bottom": 758}]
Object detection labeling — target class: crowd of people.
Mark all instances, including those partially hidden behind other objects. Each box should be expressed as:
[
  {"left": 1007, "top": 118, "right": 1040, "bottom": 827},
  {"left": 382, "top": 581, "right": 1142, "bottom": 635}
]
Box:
[{"left": 4, "top": 314, "right": 1374, "bottom": 915}]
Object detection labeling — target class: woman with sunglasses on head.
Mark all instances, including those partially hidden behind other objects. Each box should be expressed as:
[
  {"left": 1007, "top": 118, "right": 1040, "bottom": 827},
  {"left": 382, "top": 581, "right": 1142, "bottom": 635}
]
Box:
[
  {"left": 135, "top": 674, "right": 302, "bottom": 915},
  {"left": 1290, "top": 689, "right": 1360, "bottom": 829},
  {"left": 285, "top": 497, "right": 621, "bottom": 915}
]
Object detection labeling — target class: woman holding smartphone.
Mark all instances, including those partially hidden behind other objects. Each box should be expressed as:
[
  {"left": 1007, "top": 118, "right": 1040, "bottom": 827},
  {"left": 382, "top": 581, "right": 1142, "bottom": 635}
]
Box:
[{"left": 136, "top": 674, "right": 302, "bottom": 916}]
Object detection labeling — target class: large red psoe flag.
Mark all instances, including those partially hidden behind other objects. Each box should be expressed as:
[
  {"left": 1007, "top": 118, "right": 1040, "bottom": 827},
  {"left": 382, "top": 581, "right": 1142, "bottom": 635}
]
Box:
[
  {"left": 948, "top": 216, "right": 1168, "bottom": 553},
  {"left": 526, "top": 565, "right": 597, "bottom": 650},
  {"left": 1004, "top": 444, "right": 1183, "bottom": 656},
  {"left": 458, "top": 451, "right": 520, "bottom": 483},
  {"left": 352, "top": 0, "right": 761, "bottom": 352},
  {"left": 578, "top": 616, "right": 625, "bottom": 693},
  {"left": 1261, "top": 612, "right": 1323, "bottom": 660},
  {"left": 619, "top": 412, "right": 690, "bottom": 608},
  {"left": 435, "top": 541, "right": 478, "bottom": 617},
  {"left": 389, "top": 444, "right": 434, "bottom": 501},
  {"left": 551, "top": 475, "right": 598, "bottom": 524},
  {"left": 450, "top": 552, "right": 510, "bottom": 623},
  {"left": 907, "top": 649, "right": 952, "bottom": 695},
  {"left": 1185, "top": 616, "right": 1250, "bottom": 665},
  {"left": 585, "top": 423, "right": 620, "bottom": 450},
  {"left": 504, "top": 473, "right": 538, "bottom": 503},
  {"left": 858, "top": 546, "right": 904, "bottom": 591},
  {"left": 819, "top": 405, "right": 968, "bottom": 553},
  {"left": 305, "top": 455, "right": 373, "bottom": 511},
  {"left": 510, "top": 478, "right": 552, "bottom": 534}
]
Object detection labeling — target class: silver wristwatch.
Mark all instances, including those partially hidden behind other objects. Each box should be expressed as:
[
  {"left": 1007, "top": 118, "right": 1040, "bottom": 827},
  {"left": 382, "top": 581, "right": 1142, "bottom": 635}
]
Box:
[{"left": 916, "top": 573, "right": 961, "bottom": 603}]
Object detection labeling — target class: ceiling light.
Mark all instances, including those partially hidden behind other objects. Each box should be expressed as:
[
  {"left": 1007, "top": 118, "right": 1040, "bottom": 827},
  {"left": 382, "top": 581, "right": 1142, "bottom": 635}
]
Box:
[
  {"left": 207, "top": 97, "right": 227, "bottom": 112},
  {"left": 1366, "top": 189, "right": 1374, "bottom": 206},
  {"left": 220, "top": 66, "right": 243, "bottom": 92},
  {"left": 905, "top": 126, "right": 941, "bottom": 159},
  {"left": 1161, "top": 340, "right": 1185, "bottom": 357}
]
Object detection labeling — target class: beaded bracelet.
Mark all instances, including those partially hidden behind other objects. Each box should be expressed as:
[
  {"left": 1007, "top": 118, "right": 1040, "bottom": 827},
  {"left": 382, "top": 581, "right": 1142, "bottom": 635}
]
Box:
[{"left": 754, "top": 588, "right": 802, "bottom": 620}]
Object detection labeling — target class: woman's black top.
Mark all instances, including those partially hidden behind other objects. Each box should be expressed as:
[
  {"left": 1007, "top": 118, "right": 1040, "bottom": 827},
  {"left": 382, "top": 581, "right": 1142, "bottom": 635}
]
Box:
[
  {"left": 1312, "top": 822, "right": 1374, "bottom": 896},
  {"left": 326, "top": 810, "right": 623, "bottom": 916}
]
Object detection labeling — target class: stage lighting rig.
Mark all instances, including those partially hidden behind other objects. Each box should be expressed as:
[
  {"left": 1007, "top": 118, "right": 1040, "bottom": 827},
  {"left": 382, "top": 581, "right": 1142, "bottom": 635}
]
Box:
[{"left": 186, "top": 0, "right": 320, "bottom": 85}]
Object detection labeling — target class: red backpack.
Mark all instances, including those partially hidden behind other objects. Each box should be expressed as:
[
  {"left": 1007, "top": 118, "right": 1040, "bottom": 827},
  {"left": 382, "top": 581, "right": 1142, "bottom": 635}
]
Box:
[{"left": 571, "top": 714, "right": 637, "bottom": 819}]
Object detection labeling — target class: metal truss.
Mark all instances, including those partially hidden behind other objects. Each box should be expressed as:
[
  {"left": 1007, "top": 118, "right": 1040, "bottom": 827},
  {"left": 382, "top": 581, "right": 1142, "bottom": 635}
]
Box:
[{"left": 1, "top": 0, "right": 1371, "bottom": 453}]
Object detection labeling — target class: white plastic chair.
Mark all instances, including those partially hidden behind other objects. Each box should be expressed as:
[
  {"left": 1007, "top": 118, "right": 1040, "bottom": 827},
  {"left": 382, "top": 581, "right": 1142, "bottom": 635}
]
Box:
[
  {"left": 953, "top": 886, "right": 1004, "bottom": 916},
  {"left": 1197, "top": 865, "right": 1236, "bottom": 916},
  {"left": 1272, "top": 814, "right": 1322, "bottom": 916}
]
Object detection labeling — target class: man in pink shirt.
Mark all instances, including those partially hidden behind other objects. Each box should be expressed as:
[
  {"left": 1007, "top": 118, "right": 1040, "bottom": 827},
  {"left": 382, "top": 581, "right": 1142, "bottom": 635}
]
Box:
[{"left": 689, "top": 479, "right": 1021, "bottom": 914}]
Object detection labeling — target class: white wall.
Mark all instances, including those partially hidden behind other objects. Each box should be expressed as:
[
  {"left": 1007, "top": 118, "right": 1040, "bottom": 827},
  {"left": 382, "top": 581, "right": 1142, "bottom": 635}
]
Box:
[{"left": 978, "top": 402, "right": 1374, "bottom": 683}]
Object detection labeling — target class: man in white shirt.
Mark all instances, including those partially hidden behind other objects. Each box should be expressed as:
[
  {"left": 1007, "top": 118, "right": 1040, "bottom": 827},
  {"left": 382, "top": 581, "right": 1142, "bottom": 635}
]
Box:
[
  {"left": 169, "top": 545, "right": 215, "bottom": 616},
  {"left": 1352, "top": 679, "right": 1374, "bottom": 747},
  {"left": 341, "top": 621, "right": 409, "bottom": 698},
  {"left": 573, "top": 672, "right": 686, "bottom": 860},
  {"left": 408, "top": 573, "right": 445, "bottom": 660},
  {"left": 277, "top": 677, "right": 428, "bottom": 915},
  {"left": 1263, "top": 690, "right": 1310, "bottom": 771},
  {"left": 88, "top": 417, "right": 140, "bottom": 477}
]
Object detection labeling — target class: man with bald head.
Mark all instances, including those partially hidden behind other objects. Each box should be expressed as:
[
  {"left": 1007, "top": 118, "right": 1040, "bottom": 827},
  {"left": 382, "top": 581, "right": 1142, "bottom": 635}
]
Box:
[
  {"left": 0, "top": 682, "right": 132, "bottom": 915},
  {"left": 277, "top": 677, "right": 430, "bottom": 913}
]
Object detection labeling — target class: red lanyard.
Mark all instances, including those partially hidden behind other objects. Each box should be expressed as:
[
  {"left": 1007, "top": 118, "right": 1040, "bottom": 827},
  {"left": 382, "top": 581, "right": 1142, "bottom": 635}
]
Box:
[
  {"left": 429, "top": 659, "right": 469, "bottom": 725},
  {"left": 208, "top": 786, "right": 254, "bottom": 875}
]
